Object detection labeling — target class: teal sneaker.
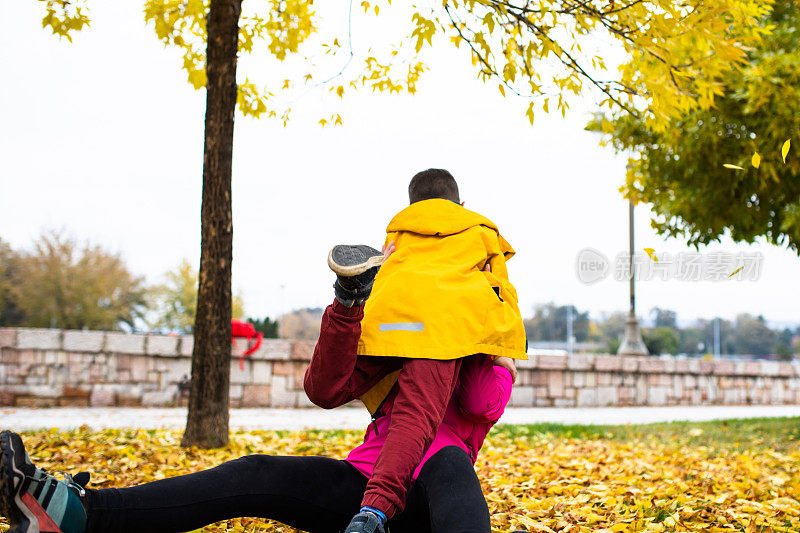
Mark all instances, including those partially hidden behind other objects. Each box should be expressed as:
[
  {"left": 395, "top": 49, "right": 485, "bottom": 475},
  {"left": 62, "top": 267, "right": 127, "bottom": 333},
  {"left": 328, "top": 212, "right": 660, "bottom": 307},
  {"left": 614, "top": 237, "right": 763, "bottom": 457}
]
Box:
[{"left": 0, "top": 431, "right": 88, "bottom": 533}]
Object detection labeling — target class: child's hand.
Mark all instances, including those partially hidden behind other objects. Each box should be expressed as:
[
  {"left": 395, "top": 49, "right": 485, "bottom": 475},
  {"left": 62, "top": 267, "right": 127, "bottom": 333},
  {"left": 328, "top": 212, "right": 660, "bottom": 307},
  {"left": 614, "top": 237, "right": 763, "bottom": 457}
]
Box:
[
  {"left": 381, "top": 241, "right": 396, "bottom": 260},
  {"left": 493, "top": 356, "right": 517, "bottom": 383}
]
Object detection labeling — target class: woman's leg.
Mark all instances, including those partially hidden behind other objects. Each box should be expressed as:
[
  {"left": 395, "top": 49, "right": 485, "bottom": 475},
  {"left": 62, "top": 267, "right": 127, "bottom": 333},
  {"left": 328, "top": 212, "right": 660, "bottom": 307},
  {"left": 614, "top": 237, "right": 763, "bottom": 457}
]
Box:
[
  {"left": 388, "top": 446, "right": 490, "bottom": 533},
  {"left": 86, "top": 455, "right": 367, "bottom": 533}
]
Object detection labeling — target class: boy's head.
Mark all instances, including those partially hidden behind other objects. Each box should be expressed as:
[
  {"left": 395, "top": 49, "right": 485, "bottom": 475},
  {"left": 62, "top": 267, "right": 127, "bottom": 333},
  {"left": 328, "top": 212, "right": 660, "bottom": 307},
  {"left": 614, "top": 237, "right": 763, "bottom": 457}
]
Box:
[{"left": 408, "top": 169, "right": 460, "bottom": 205}]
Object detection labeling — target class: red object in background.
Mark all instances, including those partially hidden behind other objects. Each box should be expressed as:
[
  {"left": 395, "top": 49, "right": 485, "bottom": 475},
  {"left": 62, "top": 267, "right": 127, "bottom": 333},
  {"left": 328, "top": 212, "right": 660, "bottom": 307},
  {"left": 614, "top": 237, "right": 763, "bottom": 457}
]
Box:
[{"left": 232, "top": 319, "right": 263, "bottom": 370}]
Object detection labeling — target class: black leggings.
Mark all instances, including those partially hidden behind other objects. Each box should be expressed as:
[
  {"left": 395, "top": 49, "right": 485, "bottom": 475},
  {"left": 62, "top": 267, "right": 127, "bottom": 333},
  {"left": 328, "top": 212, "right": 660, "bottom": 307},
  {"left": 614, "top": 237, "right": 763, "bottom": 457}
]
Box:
[{"left": 85, "top": 446, "right": 490, "bottom": 533}]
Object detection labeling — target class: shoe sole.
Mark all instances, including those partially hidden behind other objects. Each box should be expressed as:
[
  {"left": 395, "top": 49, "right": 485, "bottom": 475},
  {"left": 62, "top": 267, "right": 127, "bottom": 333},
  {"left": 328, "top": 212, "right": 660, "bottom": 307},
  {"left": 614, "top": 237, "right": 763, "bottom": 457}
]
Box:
[
  {"left": 328, "top": 246, "right": 384, "bottom": 277},
  {"left": 1, "top": 430, "right": 50, "bottom": 533}
]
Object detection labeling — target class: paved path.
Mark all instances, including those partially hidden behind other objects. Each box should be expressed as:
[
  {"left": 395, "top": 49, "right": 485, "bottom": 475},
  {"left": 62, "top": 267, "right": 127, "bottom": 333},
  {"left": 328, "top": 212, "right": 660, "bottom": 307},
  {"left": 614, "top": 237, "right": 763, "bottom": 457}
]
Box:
[{"left": 1, "top": 405, "right": 798, "bottom": 431}]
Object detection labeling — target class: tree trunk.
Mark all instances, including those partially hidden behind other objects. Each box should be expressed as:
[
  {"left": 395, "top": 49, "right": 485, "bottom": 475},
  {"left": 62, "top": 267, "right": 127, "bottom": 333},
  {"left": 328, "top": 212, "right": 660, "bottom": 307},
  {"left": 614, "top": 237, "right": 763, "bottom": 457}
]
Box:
[{"left": 181, "top": 0, "right": 241, "bottom": 448}]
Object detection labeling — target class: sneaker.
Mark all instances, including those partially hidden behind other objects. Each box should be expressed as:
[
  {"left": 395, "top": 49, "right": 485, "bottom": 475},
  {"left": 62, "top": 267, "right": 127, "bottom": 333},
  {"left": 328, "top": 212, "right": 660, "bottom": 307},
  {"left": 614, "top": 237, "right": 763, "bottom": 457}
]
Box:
[
  {"left": 0, "top": 431, "right": 88, "bottom": 533},
  {"left": 344, "top": 511, "right": 385, "bottom": 533},
  {"left": 328, "top": 245, "right": 384, "bottom": 307}
]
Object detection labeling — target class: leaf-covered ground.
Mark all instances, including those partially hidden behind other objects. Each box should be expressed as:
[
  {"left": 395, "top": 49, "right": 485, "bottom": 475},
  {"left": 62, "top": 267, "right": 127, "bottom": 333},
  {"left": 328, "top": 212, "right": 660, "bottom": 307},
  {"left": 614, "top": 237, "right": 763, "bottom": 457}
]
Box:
[{"left": 1, "top": 418, "right": 798, "bottom": 532}]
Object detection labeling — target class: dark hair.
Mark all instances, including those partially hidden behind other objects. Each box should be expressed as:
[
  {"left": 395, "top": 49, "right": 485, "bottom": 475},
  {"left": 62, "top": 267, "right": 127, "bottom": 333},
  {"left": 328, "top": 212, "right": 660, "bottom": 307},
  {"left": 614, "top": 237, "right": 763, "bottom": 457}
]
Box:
[{"left": 408, "top": 169, "right": 460, "bottom": 204}]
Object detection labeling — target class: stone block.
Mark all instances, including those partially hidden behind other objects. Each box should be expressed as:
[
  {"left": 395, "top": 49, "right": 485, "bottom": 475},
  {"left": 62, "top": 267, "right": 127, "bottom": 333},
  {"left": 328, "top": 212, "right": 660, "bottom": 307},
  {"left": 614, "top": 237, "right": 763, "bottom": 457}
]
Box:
[
  {"left": 0, "top": 329, "right": 16, "bottom": 349},
  {"left": 515, "top": 354, "right": 537, "bottom": 369},
  {"left": 618, "top": 355, "right": 646, "bottom": 372},
  {"left": 567, "top": 353, "right": 594, "bottom": 370},
  {"left": 585, "top": 372, "right": 596, "bottom": 387},
  {"left": 17, "top": 328, "right": 61, "bottom": 350},
  {"left": 105, "top": 333, "right": 146, "bottom": 354},
  {"left": 271, "top": 376, "right": 298, "bottom": 407},
  {"left": 242, "top": 384, "right": 271, "bottom": 407},
  {"left": 131, "top": 357, "right": 148, "bottom": 381},
  {"left": 572, "top": 372, "right": 585, "bottom": 387},
  {"left": 18, "top": 396, "right": 58, "bottom": 408},
  {"left": 90, "top": 387, "right": 116, "bottom": 406},
  {"left": 618, "top": 387, "right": 634, "bottom": 405},
  {"left": 290, "top": 340, "right": 315, "bottom": 361},
  {"left": 230, "top": 384, "right": 243, "bottom": 400},
  {"left": 273, "top": 361, "right": 294, "bottom": 376},
  {"left": 698, "top": 360, "right": 714, "bottom": 374},
  {"left": 597, "top": 386, "right": 617, "bottom": 406},
  {"left": 635, "top": 376, "right": 647, "bottom": 405},
  {"left": 294, "top": 362, "right": 309, "bottom": 390},
  {"left": 597, "top": 372, "right": 612, "bottom": 386},
  {"left": 230, "top": 360, "right": 253, "bottom": 385},
  {"left": 553, "top": 398, "right": 575, "bottom": 407},
  {"left": 675, "top": 359, "right": 691, "bottom": 373},
  {"left": 576, "top": 388, "right": 597, "bottom": 407},
  {"left": 142, "top": 389, "right": 178, "bottom": 407},
  {"left": 713, "top": 361, "right": 735, "bottom": 375},
  {"left": 63, "top": 330, "right": 104, "bottom": 352},
  {"left": 778, "top": 363, "right": 795, "bottom": 377},
  {"left": 510, "top": 386, "right": 534, "bottom": 407},
  {"left": 180, "top": 335, "right": 194, "bottom": 356},
  {"left": 761, "top": 362, "right": 779, "bottom": 376},
  {"left": 535, "top": 386, "right": 548, "bottom": 398},
  {"left": 640, "top": 358, "right": 666, "bottom": 373},
  {"left": 147, "top": 335, "right": 179, "bottom": 356},
  {"left": 2, "top": 348, "right": 20, "bottom": 364},
  {"left": 0, "top": 390, "right": 16, "bottom": 405},
  {"left": 537, "top": 354, "right": 567, "bottom": 370},
  {"left": 648, "top": 386, "right": 668, "bottom": 405},
  {"left": 250, "top": 339, "right": 292, "bottom": 360},
  {"left": 594, "top": 355, "right": 622, "bottom": 372},
  {"left": 252, "top": 361, "right": 273, "bottom": 385},
  {"left": 547, "top": 371, "right": 565, "bottom": 398}
]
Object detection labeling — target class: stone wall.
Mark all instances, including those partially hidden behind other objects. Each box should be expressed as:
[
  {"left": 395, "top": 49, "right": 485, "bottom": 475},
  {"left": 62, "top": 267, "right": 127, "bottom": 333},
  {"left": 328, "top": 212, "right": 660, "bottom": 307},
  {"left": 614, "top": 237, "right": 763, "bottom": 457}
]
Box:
[{"left": 1, "top": 327, "right": 799, "bottom": 408}]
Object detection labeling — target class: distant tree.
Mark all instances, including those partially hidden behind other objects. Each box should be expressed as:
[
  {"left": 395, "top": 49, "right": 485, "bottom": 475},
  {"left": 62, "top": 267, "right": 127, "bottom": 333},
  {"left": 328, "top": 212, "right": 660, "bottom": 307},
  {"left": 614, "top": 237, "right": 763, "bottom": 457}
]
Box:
[
  {"left": 732, "top": 314, "right": 778, "bottom": 356},
  {"left": 524, "top": 303, "right": 589, "bottom": 342},
  {"left": 14, "top": 232, "right": 147, "bottom": 330},
  {"left": 247, "top": 316, "right": 279, "bottom": 339},
  {"left": 643, "top": 326, "right": 680, "bottom": 355},
  {"left": 150, "top": 259, "right": 243, "bottom": 334},
  {"left": 776, "top": 328, "right": 794, "bottom": 360},
  {"left": 0, "top": 238, "right": 25, "bottom": 326},
  {"left": 596, "top": 311, "right": 627, "bottom": 353},
  {"left": 650, "top": 307, "right": 678, "bottom": 329},
  {"left": 679, "top": 327, "right": 706, "bottom": 355}
]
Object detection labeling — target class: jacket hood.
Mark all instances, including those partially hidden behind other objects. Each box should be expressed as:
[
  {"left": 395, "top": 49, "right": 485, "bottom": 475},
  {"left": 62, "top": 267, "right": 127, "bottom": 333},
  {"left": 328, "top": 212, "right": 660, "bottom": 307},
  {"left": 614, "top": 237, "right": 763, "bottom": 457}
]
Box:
[{"left": 386, "top": 198, "right": 498, "bottom": 236}]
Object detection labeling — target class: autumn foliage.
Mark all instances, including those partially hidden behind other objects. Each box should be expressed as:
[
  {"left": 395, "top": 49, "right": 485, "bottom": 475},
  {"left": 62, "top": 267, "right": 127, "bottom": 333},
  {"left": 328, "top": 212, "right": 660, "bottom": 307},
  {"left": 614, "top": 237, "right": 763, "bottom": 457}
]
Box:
[{"left": 1, "top": 421, "right": 797, "bottom": 532}]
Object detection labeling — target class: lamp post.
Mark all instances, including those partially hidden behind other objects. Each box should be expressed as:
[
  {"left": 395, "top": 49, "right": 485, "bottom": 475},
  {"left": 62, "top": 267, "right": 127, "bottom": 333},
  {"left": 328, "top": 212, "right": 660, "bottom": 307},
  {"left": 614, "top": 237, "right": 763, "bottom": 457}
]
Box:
[{"left": 618, "top": 200, "right": 649, "bottom": 356}]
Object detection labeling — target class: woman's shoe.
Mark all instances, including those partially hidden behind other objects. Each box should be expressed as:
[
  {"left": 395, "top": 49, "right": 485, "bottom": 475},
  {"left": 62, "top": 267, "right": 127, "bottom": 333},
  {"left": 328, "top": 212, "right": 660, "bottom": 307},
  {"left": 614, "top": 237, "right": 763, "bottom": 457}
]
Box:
[{"left": 0, "top": 431, "right": 88, "bottom": 533}]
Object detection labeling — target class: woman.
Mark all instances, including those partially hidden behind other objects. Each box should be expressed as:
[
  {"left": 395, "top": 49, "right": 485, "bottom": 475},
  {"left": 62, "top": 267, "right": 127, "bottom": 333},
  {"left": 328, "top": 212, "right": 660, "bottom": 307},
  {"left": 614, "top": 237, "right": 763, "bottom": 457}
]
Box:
[{"left": 1, "top": 300, "right": 516, "bottom": 533}]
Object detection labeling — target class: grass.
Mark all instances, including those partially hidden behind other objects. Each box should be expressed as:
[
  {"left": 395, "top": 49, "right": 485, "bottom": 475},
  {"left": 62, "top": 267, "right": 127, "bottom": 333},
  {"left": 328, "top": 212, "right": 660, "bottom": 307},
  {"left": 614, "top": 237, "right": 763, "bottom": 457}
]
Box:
[{"left": 493, "top": 416, "right": 800, "bottom": 453}]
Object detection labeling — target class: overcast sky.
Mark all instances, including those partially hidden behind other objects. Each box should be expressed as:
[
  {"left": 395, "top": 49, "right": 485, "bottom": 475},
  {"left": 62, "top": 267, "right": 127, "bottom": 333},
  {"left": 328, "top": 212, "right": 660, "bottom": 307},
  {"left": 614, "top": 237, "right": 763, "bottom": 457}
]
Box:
[{"left": 1, "top": 1, "right": 799, "bottom": 327}]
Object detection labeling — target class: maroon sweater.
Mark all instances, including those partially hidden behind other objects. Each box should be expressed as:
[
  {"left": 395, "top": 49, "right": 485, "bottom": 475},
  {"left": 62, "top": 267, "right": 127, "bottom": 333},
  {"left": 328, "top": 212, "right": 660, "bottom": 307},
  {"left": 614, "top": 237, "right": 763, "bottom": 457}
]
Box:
[{"left": 304, "top": 300, "right": 462, "bottom": 518}]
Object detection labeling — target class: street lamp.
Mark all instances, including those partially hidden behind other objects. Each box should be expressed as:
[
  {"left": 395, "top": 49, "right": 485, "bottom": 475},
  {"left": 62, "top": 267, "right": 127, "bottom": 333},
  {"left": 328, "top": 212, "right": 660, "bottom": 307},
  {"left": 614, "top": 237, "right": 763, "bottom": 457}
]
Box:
[{"left": 618, "top": 200, "right": 649, "bottom": 356}]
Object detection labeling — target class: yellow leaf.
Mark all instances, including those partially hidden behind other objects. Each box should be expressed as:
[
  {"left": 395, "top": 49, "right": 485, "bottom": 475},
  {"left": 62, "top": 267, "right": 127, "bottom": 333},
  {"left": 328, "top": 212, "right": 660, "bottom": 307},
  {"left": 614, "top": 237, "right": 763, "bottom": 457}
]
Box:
[
  {"left": 781, "top": 138, "right": 791, "bottom": 163},
  {"left": 644, "top": 248, "right": 658, "bottom": 263},
  {"left": 319, "top": 118, "right": 328, "bottom": 127},
  {"left": 282, "top": 79, "right": 290, "bottom": 90},
  {"left": 498, "top": 84, "right": 505, "bottom": 97},
  {"left": 334, "top": 114, "right": 343, "bottom": 126},
  {"left": 336, "top": 85, "right": 344, "bottom": 98},
  {"left": 526, "top": 102, "right": 534, "bottom": 125},
  {"left": 723, "top": 164, "right": 745, "bottom": 170},
  {"left": 728, "top": 266, "right": 743, "bottom": 278},
  {"left": 751, "top": 152, "right": 760, "bottom": 169}
]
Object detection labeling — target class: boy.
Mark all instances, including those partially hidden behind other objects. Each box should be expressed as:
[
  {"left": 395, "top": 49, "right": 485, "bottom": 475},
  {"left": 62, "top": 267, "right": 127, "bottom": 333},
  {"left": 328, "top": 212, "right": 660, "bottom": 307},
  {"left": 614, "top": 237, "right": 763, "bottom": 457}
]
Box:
[{"left": 320, "top": 169, "right": 527, "bottom": 533}]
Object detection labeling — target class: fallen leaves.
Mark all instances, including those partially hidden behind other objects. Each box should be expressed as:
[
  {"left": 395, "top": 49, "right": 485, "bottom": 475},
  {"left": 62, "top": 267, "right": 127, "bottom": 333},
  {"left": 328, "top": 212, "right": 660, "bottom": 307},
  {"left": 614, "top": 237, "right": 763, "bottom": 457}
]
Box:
[{"left": 0, "top": 428, "right": 797, "bottom": 533}]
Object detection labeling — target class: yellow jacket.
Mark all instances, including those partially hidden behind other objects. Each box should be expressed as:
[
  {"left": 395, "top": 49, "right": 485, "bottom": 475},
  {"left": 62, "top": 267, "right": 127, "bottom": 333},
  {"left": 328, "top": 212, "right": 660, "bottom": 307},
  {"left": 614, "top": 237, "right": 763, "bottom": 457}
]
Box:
[{"left": 356, "top": 199, "right": 528, "bottom": 362}]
